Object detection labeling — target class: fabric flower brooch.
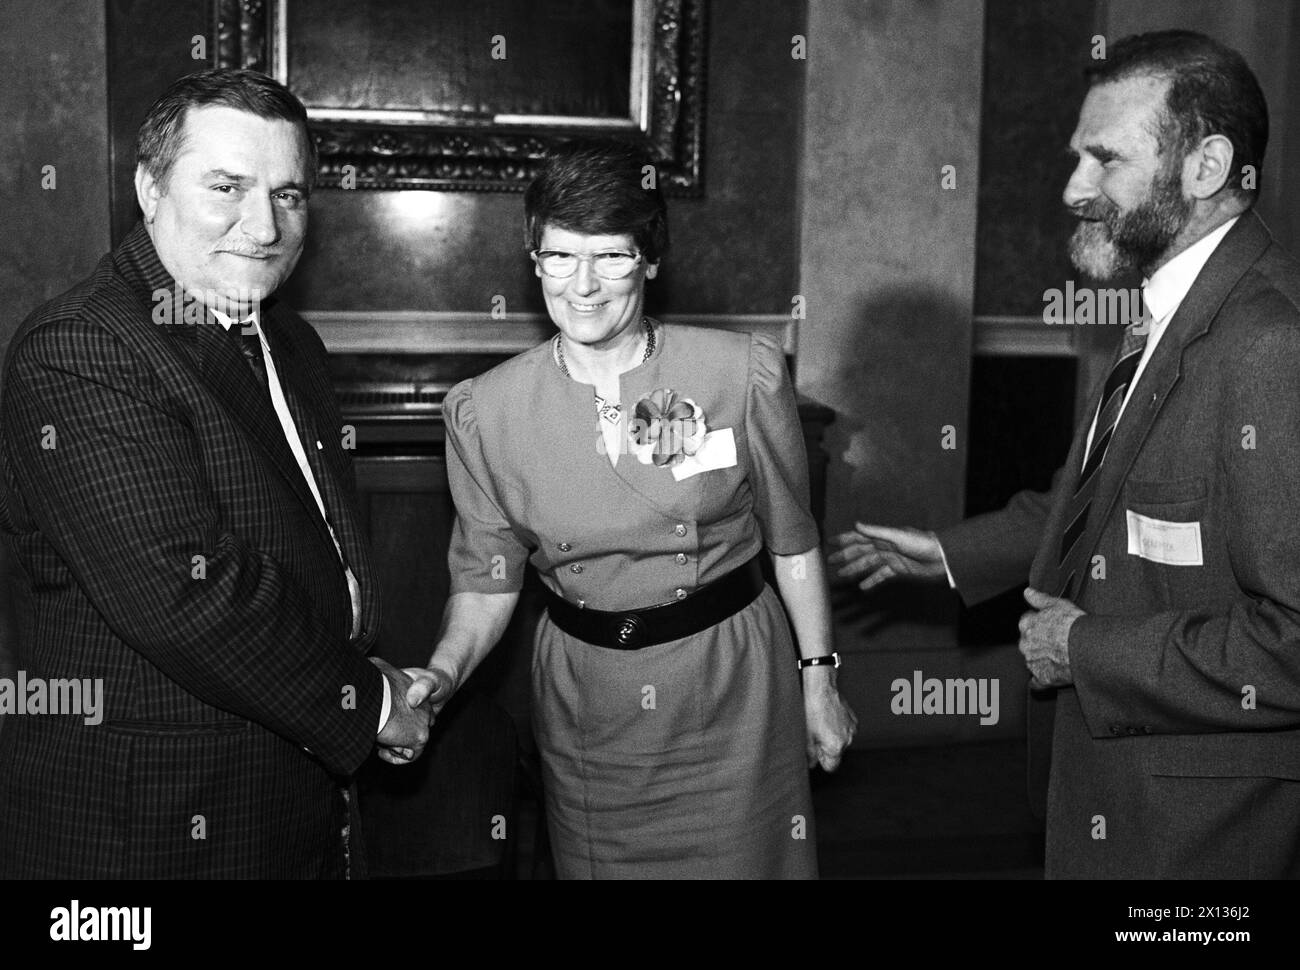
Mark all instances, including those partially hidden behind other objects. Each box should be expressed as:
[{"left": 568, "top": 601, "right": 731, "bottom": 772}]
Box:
[{"left": 630, "top": 388, "right": 708, "bottom": 467}]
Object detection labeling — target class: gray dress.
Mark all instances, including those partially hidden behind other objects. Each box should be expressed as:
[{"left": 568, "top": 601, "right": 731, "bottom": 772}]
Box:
[{"left": 444, "top": 323, "right": 819, "bottom": 878}]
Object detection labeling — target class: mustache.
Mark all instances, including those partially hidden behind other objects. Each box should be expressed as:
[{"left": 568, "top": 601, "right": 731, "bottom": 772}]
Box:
[
  {"left": 1068, "top": 200, "right": 1117, "bottom": 223},
  {"left": 216, "top": 247, "right": 280, "bottom": 258}
]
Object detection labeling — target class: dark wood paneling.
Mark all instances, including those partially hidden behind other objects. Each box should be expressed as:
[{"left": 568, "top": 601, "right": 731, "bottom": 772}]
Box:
[
  {"left": 353, "top": 451, "right": 525, "bottom": 876},
  {"left": 959, "top": 354, "right": 1078, "bottom": 647},
  {"left": 357, "top": 458, "right": 454, "bottom": 673}
]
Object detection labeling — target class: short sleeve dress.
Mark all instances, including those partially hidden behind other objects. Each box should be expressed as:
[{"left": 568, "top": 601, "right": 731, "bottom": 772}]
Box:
[{"left": 443, "top": 322, "right": 819, "bottom": 879}]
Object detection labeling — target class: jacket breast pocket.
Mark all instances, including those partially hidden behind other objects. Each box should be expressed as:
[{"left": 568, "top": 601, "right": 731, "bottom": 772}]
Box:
[{"left": 1121, "top": 475, "right": 1211, "bottom": 602}]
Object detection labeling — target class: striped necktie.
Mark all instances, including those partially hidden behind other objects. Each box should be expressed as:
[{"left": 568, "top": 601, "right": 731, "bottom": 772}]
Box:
[
  {"left": 235, "top": 318, "right": 269, "bottom": 390},
  {"left": 1056, "top": 303, "right": 1151, "bottom": 597}
]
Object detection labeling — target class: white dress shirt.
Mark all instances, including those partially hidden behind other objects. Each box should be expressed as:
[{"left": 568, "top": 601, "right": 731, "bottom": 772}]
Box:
[{"left": 211, "top": 309, "right": 390, "bottom": 732}]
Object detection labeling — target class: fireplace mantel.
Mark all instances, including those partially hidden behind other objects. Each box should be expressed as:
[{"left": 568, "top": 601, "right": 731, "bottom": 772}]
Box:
[{"left": 305, "top": 310, "right": 795, "bottom": 356}]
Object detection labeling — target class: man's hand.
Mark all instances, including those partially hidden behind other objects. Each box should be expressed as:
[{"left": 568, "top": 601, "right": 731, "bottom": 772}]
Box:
[
  {"left": 372, "top": 657, "right": 431, "bottom": 765},
  {"left": 1019, "top": 587, "right": 1084, "bottom": 688},
  {"left": 828, "top": 523, "right": 948, "bottom": 591}
]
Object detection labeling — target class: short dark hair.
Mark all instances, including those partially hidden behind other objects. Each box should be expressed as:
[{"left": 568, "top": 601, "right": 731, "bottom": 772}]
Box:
[
  {"left": 524, "top": 139, "right": 669, "bottom": 263},
  {"left": 1085, "top": 30, "right": 1268, "bottom": 202},
  {"left": 136, "top": 68, "right": 316, "bottom": 189}
]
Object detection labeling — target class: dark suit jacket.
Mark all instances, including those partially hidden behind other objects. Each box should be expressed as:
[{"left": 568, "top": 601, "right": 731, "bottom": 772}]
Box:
[
  {"left": 0, "top": 223, "right": 385, "bottom": 878},
  {"left": 939, "top": 211, "right": 1300, "bottom": 878}
]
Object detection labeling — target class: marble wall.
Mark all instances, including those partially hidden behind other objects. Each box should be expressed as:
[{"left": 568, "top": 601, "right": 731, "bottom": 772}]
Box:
[
  {"left": 0, "top": 0, "right": 111, "bottom": 362},
  {"left": 797, "top": 1, "right": 1005, "bottom": 743}
]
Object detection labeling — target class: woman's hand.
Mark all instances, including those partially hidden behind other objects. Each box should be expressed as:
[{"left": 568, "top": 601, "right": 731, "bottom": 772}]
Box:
[
  {"left": 803, "top": 669, "right": 857, "bottom": 772},
  {"left": 403, "top": 657, "right": 459, "bottom": 723}
]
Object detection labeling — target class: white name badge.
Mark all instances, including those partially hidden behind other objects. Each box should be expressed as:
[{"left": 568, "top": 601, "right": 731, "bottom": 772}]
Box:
[
  {"left": 672, "top": 427, "right": 738, "bottom": 481},
  {"left": 1125, "top": 510, "right": 1204, "bottom": 566}
]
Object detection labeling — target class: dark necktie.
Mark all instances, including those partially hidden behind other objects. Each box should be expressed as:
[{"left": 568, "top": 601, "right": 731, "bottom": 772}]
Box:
[
  {"left": 236, "top": 320, "right": 268, "bottom": 389},
  {"left": 1056, "top": 304, "right": 1151, "bottom": 598}
]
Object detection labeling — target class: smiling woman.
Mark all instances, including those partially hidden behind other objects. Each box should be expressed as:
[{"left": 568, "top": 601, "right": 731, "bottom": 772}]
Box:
[{"left": 403, "top": 139, "right": 858, "bottom": 879}]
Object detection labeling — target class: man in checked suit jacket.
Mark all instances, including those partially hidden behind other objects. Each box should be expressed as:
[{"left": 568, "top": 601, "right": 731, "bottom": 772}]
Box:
[
  {"left": 831, "top": 31, "right": 1300, "bottom": 878},
  {"left": 0, "top": 69, "right": 430, "bottom": 878}
]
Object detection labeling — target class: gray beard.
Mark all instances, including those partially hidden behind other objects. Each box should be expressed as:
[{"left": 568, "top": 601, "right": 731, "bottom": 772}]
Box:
[
  {"left": 1066, "top": 167, "right": 1193, "bottom": 281},
  {"left": 1067, "top": 219, "right": 1130, "bottom": 280}
]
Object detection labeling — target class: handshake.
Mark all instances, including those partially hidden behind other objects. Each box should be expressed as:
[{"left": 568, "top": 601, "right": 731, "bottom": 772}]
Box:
[{"left": 370, "top": 657, "right": 455, "bottom": 765}]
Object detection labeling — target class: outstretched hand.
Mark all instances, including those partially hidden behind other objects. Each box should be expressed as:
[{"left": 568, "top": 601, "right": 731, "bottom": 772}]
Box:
[{"left": 828, "top": 523, "right": 948, "bottom": 591}]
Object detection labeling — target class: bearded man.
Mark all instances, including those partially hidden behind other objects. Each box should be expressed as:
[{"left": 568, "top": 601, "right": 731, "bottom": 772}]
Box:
[{"left": 830, "top": 30, "right": 1300, "bottom": 878}]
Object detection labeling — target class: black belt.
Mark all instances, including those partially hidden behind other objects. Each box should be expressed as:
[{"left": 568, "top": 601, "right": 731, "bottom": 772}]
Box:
[{"left": 544, "top": 556, "right": 765, "bottom": 649}]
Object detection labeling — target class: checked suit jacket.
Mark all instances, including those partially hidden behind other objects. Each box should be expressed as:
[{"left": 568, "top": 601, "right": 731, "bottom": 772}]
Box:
[
  {"left": 938, "top": 211, "right": 1300, "bottom": 878},
  {"left": 0, "top": 223, "right": 385, "bottom": 878}
]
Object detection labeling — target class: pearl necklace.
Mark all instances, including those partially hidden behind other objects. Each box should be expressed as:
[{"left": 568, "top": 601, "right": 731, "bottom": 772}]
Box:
[{"left": 553, "top": 317, "right": 655, "bottom": 383}]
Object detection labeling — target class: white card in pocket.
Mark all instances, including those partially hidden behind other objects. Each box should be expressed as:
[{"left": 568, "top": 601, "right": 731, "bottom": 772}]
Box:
[
  {"left": 1126, "top": 509, "right": 1203, "bottom": 566},
  {"left": 672, "top": 427, "right": 738, "bottom": 481}
]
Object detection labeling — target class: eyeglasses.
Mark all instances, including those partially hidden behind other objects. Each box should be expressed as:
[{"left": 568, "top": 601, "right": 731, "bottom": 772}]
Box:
[{"left": 531, "top": 249, "right": 643, "bottom": 280}]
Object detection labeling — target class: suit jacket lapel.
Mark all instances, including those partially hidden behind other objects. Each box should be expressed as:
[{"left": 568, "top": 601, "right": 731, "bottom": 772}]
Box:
[
  {"left": 200, "top": 316, "right": 331, "bottom": 518},
  {"left": 267, "top": 306, "right": 379, "bottom": 635},
  {"left": 115, "top": 223, "right": 336, "bottom": 547}
]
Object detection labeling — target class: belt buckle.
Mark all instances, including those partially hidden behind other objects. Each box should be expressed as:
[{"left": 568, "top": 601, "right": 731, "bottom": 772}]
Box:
[{"left": 612, "top": 613, "right": 645, "bottom": 648}]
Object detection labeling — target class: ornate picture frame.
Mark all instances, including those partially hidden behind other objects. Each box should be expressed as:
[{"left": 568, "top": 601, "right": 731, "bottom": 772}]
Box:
[{"left": 211, "top": 0, "right": 707, "bottom": 193}]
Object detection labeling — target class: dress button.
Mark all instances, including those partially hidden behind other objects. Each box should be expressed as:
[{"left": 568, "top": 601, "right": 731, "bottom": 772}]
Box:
[
  {"left": 570, "top": 564, "right": 583, "bottom": 574},
  {"left": 674, "top": 524, "right": 687, "bottom": 537},
  {"left": 558, "top": 542, "right": 572, "bottom": 552},
  {"left": 675, "top": 553, "right": 687, "bottom": 565},
  {"left": 675, "top": 588, "right": 688, "bottom": 600}
]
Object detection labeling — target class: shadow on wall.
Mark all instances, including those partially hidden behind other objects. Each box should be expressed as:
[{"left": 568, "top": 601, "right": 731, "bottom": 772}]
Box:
[{"left": 806, "top": 284, "right": 973, "bottom": 633}]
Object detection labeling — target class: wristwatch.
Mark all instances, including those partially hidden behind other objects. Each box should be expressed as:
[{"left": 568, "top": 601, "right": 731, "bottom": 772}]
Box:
[{"left": 797, "top": 652, "right": 841, "bottom": 670}]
